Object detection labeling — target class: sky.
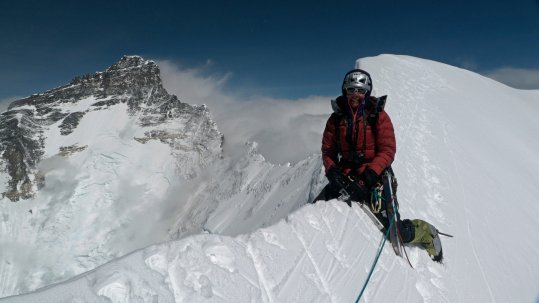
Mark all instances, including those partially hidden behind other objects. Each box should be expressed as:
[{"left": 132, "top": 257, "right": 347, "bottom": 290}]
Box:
[{"left": 1, "top": 0, "right": 539, "bottom": 102}]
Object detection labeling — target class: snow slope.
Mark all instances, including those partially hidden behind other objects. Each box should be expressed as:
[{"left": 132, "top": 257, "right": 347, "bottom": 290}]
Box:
[
  {"left": 0, "top": 202, "right": 442, "bottom": 303},
  {"left": 2, "top": 54, "right": 539, "bottom": 302}
]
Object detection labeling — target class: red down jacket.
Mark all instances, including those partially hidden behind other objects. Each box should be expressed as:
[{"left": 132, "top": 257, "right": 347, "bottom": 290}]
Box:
[{"left": 321, "top": 95, "right": 396, "bottom": 177}]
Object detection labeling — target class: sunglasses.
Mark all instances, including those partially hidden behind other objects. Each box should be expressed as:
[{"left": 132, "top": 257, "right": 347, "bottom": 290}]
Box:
[{"left": 346, "top": 87, "right": 367, "bottom": 94}]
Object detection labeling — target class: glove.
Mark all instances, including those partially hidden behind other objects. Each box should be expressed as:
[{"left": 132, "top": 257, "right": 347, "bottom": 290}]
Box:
[
  {"left": 348, "top": 181, "right": 369, "bottom": 203},
  {"left": 326, "top": 166, "right": 346, "bottom": 190},
  {"left": 362, "top": 168, "right": 380, "bottom": 188}
]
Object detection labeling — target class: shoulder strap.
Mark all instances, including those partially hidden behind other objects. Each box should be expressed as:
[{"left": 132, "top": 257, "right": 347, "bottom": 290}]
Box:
[
  {"left": 367, "top": 95, "right": 387, "bottom": 137},
  {"left": 332, "top": 113, "right": 342, "bottom": 155}
]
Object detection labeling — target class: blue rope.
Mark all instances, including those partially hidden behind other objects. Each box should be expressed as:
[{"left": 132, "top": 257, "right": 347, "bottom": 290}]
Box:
[{"left": 354, "top": 211, "right": 396, "bottom": 303}]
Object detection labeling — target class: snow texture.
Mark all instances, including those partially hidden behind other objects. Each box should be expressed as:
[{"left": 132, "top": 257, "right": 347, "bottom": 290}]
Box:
[{"left": 1, "top": 54, "right": 539, "bottom": 302}]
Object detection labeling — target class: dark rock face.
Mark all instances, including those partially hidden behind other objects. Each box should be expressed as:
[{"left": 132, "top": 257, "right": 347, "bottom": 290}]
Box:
[
  {"left": 0, "top": 109, "right": 46, "bottom": 201},
  {"left": 0, "top": 55, "right": 222, "bottom": 201},
  {"left": 59, "top": 144, "right": 88, "bottom": 157},
  {"left": 59, "top": 112, "right": 85, "bottom": 135},
  {"left": 9, "top": 56, "right": 180, "bottom": 114}
]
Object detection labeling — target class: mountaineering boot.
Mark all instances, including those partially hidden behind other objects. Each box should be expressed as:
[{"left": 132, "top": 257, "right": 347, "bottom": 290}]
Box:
[
  {"left": 399, "top": 219, "right": 415, "bottom": 243},
  {"left": 408, "top": 219, "right": 443, "bottom": 262}
]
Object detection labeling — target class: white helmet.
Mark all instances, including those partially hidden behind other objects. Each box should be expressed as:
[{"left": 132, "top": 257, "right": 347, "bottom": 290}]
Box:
[{"left": 341, "top": 69, "right": 372, "bottom": 95}]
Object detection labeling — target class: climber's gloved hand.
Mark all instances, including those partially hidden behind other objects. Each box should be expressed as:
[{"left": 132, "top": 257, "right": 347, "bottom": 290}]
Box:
[
  {"left": 326, "top": 166, "right": 346, "bottom": 190},
  {"left": 362, "top": 168, "right": 380, "bottom": 188}
]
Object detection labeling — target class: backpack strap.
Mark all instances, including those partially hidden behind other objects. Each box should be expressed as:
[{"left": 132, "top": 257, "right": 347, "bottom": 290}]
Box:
[
  {"left": 367, "top": 95, "right": 387, "bottom": 138},
  {"left": 332, "top": 112, "right": 342, "bottom": 158}
]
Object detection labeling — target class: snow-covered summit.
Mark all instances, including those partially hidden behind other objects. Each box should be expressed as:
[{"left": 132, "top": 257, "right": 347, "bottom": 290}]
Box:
[
  {"left": 105, "top": 55, "right": 154, "bottom": 71},
  {"left": 10, "top": 55, "right": 162, "bottom": 110}
]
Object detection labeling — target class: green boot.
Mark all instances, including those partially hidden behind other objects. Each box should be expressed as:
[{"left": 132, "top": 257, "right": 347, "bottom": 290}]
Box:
[{"left": 409, "top": 219, "right": 443, "bottom": 262}]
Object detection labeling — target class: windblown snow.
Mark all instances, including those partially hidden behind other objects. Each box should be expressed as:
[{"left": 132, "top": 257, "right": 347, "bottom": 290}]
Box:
[{"left": 1, "top": 55, "right": 539, "bottom": 303}]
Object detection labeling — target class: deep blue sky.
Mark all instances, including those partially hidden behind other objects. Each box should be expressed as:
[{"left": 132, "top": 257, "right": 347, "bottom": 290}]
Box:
[{"left": 1, "top": 0, "right": 538, "bottom": 100}]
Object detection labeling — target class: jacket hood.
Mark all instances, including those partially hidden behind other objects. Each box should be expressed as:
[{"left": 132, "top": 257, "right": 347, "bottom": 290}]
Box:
[
  {"left": 331, "top": 95, "right": 378, "bottom": 117},
  {"left": 330, "top": 96, "right": 346, "bottom": 115}
]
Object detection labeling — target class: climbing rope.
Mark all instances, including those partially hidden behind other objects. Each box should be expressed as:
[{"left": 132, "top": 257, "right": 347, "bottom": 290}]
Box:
[{"left": 354, "top": 210, "right": 396, "bottom": 303}]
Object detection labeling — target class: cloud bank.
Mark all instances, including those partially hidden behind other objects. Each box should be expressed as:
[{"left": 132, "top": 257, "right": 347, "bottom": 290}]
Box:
[
  {"left": 484, "top": 67, "right": 539, "bottom": 90},
  {"left": 157, "top": 60, "right": 333, "bottom": 164},
  {"left": 0, "top": 97, "right": 20, "bottom": 113}
]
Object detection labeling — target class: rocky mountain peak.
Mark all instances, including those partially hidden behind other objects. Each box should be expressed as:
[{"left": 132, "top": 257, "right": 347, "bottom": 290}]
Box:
[
  {"left": 106, "top": 55, "right": 154, "bottom": 71},
  {"left": 0, "top": 56, "right": 223, "bottom": 201},
  {"left": 9, "top": 55, "right": 164, "bottom": 111}
]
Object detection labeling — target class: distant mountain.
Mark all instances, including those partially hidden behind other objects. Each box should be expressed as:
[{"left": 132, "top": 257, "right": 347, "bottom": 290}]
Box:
[{"left": 0, "top": 55, "right": 223, "bottom": 201}]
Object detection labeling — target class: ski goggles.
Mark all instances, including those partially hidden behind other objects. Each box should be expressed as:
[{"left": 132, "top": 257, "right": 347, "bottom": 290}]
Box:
[{"left": 346, "top": 87, "right": 368, "bottom": 94}]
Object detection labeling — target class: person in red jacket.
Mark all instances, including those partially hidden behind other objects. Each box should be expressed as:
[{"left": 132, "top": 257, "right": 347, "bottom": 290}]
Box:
[
  {"left": 314, "top": 69, "right": 445, "bottom": 262},
  {"left": 319, "top": 69, "right": 395, "bottom": 200}
]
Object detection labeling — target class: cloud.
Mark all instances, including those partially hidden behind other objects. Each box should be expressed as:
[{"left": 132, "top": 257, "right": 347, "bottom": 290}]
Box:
[
  {"left": 156, "top": 59, "right": 333, "bottom": 164},
  {"left": 483, "top": 67, "right": 539, "bottom": 90},
  {"left": 0, "top": 97, "right": 21, "bottom": 113},
  {"left": 454, "top": 57, "right": 479, "bottom": 71},
  {"left": 452, "top": 57, "right": 539, "bottom": 90}
]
